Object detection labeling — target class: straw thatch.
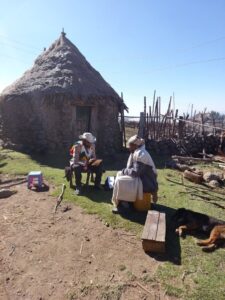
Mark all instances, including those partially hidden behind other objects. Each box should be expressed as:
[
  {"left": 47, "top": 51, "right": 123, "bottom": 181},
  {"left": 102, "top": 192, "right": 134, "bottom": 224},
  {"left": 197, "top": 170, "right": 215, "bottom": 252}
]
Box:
[{"left": 0, "top": 31, "right": 126, "bottom": 153}]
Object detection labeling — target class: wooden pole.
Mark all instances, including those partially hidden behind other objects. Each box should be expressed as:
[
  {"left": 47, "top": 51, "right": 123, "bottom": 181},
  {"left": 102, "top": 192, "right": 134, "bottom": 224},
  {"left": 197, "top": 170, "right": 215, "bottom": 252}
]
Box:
[
  {"left": 120, "top": 92, "right": 126, "bottom": 148},
  {"left": 149, "top": 106, "right": 152, "bottom": 138},
  {"left": 144, "top": 96, "right": 147, "bottom": 137},
  {"left": 138, "top": 112, "right": 145, "bottom": 138},
  {"left": 152, "top": 91, "right": 156, "bottom": 139}
]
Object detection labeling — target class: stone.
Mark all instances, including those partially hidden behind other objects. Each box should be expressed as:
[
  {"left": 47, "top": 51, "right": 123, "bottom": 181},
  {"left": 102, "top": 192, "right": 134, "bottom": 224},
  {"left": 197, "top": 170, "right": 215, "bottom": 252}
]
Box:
[
  {"left": 203, "top": 171, "right": 223, "bottom": 183},
  {"left": 208, "top": 180, "right": 220, "bottom": 188}
]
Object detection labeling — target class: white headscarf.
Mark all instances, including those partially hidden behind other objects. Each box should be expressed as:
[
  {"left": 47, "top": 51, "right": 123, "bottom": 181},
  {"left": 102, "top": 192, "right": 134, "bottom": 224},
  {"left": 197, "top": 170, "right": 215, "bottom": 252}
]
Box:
[
  {"left": 127, "top": 137, "right": 157, "bottom": 174},
  {"left": 128, "top": 135, "right": 145, "bottom": 147}
]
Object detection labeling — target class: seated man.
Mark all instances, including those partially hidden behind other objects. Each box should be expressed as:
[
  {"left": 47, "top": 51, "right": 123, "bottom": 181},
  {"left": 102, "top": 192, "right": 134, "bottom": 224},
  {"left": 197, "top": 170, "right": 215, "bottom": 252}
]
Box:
[
  {"left": 70, "top": 132, "right": 103, "bottom": 195},
  {"left": 112, "top": 135, "right": 158, "bottom": 212}
]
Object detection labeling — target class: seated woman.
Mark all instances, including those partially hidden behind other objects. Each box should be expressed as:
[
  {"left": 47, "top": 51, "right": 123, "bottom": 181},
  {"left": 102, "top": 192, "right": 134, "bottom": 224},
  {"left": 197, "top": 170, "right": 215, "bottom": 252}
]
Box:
[{"left": 112, "top": 135, "right": 158, "bottom": 212}]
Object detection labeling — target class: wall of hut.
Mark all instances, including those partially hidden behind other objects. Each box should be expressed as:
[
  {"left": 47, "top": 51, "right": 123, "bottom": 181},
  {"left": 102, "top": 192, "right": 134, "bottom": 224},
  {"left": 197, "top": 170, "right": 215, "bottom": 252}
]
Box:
[{"left": 0, "top": 93, "right": 122, "bottom": 154}]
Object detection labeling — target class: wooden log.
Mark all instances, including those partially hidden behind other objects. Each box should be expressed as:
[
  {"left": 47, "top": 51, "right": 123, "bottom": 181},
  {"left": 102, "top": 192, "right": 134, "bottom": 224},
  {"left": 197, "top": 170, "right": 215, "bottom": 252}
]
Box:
[
  {"left": 183, "top": 170, "right": 203, "bottom": 184},
  {"left": 172, "top": 155, "right": 212, "bottom": 163}
]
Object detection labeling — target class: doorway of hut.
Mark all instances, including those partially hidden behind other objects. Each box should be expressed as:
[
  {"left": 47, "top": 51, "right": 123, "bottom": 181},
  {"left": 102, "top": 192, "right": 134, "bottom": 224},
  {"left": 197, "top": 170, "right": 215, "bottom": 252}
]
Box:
[{"left": 76, "top": 106, "right": 92, "bottom": 133}]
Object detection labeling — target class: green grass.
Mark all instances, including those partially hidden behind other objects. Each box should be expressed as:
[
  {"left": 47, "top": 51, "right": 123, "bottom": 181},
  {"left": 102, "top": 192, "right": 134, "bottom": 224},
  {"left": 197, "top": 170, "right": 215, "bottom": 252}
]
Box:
[{"left": 0, "top": 149, "right": 225, "bottom": 299}]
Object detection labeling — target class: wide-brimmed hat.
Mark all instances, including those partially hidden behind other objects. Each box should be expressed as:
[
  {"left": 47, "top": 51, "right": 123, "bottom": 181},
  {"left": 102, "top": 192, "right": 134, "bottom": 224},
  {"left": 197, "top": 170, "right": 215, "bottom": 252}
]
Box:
[{"left": 79, "top": 132, "right": 96, "bottom": 144}]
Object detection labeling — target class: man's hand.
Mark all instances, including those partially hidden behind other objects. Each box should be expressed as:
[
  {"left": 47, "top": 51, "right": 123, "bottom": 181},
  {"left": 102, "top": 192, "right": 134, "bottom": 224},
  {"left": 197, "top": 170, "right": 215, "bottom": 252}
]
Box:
[{"left": 88, "top": 158, "right": 96, "bottom": 165}]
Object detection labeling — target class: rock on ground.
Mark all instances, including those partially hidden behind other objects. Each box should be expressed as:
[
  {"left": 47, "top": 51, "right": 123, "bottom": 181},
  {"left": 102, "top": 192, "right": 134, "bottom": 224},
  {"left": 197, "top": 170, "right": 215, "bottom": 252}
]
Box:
[{"left": 203, "top": 171, "right": 224, "bottom": 183}]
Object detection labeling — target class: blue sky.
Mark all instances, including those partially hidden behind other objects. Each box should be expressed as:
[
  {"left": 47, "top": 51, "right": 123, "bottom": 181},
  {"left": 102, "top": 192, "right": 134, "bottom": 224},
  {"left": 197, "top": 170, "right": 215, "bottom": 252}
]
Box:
[{"left": 0, "top": 0, "right": 225, "bottom": 115}]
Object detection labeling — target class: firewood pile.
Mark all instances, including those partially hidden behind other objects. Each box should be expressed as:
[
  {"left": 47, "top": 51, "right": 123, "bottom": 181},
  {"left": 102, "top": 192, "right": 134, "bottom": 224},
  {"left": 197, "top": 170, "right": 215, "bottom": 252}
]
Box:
[
  {"left": 166, "top": 155, "right": 225, "bottom": 188},
  {"left": 146, "top": 134, "right": 221, "bottom": 156}
]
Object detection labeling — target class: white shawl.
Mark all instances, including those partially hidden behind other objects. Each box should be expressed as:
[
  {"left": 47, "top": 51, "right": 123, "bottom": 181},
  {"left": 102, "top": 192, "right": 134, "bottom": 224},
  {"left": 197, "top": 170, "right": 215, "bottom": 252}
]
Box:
[{"left": 127, "top": 145, "right": 157, "bottom": 174}]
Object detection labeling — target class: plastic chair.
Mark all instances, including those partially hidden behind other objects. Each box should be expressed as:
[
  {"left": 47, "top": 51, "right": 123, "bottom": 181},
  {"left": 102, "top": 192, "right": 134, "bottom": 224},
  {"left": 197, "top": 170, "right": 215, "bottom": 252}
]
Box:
[{"left": 27, "top": 171, "right": 43, "bottom": 189}]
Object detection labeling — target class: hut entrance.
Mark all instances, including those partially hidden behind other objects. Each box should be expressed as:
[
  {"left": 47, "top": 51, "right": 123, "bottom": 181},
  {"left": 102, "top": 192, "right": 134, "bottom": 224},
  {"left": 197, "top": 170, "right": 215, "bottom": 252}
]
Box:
[{"left": 76, "top": 106, "right": 92, "bottom": 132}]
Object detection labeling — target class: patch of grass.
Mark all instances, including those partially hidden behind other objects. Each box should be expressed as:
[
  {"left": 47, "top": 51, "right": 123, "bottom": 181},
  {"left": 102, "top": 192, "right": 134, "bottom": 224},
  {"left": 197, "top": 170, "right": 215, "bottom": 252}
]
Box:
[
  {"left": 126, "top": 270, "right": 136, "bottom": 281},
  {"left": 141, "top": 274, "right": 155, "bottom": 284},
  {"left": 80, "top": 285, "right": 92, "bottom": 296},
  {"left": 1, "top": 149, "right": 225, "bottom": 299},
  {"left": 165, "top": 284, "right": 184, "bottom": 298},
  {"left": 67, "top": 291, "right": 78, "bottom": 300},
  {"left": 100, "top": 284, "right": 125, "bottom": 300},
  {"left": 118, "top": 264, "right": 126, "bottom": 271}
]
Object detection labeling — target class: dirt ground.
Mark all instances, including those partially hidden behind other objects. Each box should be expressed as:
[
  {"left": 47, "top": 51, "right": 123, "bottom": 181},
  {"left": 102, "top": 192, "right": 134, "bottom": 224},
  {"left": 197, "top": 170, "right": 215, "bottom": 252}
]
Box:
[{"left": 0, "top": 176, "right": 170, "bottom": 300}]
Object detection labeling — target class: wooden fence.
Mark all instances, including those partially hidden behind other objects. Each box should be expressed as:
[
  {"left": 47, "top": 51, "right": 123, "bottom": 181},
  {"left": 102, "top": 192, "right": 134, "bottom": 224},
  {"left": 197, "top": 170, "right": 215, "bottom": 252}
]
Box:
[{"left": 121, "top": 92, "right": 225, "bottom": 147}]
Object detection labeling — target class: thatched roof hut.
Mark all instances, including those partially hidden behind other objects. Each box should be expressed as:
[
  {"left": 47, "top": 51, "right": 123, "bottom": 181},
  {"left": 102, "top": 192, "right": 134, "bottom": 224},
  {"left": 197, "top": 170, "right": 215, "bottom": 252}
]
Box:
[{"left": 0, "top": 31, "right": 127, "bottom": 153}]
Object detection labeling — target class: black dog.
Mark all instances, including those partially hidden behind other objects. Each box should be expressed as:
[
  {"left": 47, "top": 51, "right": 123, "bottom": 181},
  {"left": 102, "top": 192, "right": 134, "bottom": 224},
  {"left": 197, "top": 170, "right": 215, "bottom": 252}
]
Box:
[
  {"left": 65, "top": 166, "right": 73, "bottom": 188},
  {"left": 172, "top": 208, "right": 225, "bottom": 237},
  {"left": 64, "top": 166, "right": 95, "bottom": 188}
]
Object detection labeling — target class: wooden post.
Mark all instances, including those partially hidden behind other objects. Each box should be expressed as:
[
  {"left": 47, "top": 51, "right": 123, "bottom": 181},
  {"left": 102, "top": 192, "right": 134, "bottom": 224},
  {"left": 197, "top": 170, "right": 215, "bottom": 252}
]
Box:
[
  {"left": 138, "top": 112, "right": 145, "bottom": 138},
  {"left": 157, "top": 97, "right": 160, "bottom": 139},
  {"left": 149, "top": 106, "right": 152, "bottom": 138},
  {"left": 152, "top": 91, "right": 156, "bottom": 139},
  {"left": 172, "top": 109, "right": 178, "bottom": 137},
  {"left": 178, "top": 116, "right": 185, "bottom": 139},
  {"left": 201, "top": 109, "right": 207, "bottom": 158},
  {"left": 146, "top": 113, "right": 149, "bottom": 139},
  {"left": 144, "top": 96, "right": 147, "bottom": 137},
  {"left": 120, "top": 92, "right": 126, "bottom": 148}
]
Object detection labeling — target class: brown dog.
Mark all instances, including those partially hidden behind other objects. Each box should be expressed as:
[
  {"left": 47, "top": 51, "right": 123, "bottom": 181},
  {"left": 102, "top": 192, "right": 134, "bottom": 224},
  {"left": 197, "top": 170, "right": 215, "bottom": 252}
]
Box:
[
  {"left": 197, "top": 225, "right": 225, "bottom": 251},
  {"left": 173, "top": 208, "right": 225, "bottom": 251}
]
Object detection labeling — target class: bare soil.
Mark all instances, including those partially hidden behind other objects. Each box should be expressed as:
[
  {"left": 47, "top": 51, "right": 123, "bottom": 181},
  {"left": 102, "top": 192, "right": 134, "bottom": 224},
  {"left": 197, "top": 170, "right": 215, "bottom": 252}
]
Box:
[{"left": 0, "top": 176, "right": 170, "bottom": 300}]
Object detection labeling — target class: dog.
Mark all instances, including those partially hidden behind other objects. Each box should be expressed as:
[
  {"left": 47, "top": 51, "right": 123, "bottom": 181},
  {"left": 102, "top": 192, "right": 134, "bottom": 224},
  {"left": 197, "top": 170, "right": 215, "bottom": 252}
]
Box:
[
  {"left": 65, "top": 166, "right": 73, "bottom": 188},
  {"left": 197, "top": 225, "right": 225, "bottom": 252},
  {"left": 64, "top": 166, "right": 94, "bottom": 188},
  {"left": 173, "top": 208, "right": 225, "bottom": 251}
]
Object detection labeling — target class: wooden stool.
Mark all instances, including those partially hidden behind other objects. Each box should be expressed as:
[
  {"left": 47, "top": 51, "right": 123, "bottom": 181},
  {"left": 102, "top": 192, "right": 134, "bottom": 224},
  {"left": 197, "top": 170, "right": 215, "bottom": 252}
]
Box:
[
  {"left": 134, "top": 193, "right": 151, "bottom": 211},
  {"left": 142, "top": 210, "right": 166, "bottom": 253},
  {"left": 27, "top": 171, "right": 43, "bottom": 189}
]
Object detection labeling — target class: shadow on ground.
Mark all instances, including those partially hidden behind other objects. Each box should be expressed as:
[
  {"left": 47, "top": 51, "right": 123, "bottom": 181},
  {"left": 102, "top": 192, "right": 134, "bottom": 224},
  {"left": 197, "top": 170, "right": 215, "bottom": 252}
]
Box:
[
  {"left": 26, "top": 149, "right": 169, "bottom": 171},
  {"left": 81, "top": 186, "right": 182, "bottom": 265},
  {"left": 118, "top": 203, "right": 182, "bottom": 265},
  {"left": 167, "top": 177, "right": 225, "bottom": 210}
]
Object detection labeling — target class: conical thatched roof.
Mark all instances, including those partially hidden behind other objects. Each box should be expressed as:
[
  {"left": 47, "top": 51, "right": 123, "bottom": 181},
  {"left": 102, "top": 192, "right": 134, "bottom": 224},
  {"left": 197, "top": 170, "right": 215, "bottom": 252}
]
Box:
[{"left": 1, "top": 31, "right": 124, "bottom": 106}]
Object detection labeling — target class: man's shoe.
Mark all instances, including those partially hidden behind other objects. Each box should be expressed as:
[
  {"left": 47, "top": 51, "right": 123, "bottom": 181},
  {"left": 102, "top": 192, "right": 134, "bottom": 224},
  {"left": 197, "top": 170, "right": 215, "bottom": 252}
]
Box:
[
  {"left": 120, "top": 201, "right": 129, "bottom": 208},
  {"left": 94, "top": 185, "right": 103, "bottom": 191},
  {"left": 112, "top": 207, "right": 119, "bottom": 214},
  {"left": 75, "top": 187, "right": 82, "bottom": 195}
]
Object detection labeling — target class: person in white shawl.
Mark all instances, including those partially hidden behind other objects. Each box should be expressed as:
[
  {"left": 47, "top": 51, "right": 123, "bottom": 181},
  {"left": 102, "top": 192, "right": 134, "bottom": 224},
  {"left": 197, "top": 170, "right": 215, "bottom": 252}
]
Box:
[{"left": 112, "top": 135, "right": 158, "bottom": 212}]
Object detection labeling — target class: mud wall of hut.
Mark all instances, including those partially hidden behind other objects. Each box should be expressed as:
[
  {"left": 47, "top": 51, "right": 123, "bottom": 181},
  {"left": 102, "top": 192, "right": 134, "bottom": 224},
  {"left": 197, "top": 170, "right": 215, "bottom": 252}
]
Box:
[{"left": 0, "top": 93, "right": 122, "bottom": 154}]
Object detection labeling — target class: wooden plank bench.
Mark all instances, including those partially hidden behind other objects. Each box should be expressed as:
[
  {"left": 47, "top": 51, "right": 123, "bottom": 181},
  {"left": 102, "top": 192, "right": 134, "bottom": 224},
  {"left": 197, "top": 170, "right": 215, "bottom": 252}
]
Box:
[{"left": 141, "top": 210, "right": 166, "bottom": 253}]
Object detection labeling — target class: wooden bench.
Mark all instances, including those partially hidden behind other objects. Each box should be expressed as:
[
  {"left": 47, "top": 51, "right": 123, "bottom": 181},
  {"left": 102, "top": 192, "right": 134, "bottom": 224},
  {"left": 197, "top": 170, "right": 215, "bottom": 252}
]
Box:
[{"left": 141, "top": 210, "right": 166, "bottom": 253}]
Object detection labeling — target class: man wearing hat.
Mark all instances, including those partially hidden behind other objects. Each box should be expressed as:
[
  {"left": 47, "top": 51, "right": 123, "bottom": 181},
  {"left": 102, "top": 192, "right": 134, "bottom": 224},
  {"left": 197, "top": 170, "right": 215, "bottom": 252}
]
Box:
[{"left": 70, "top": 132, "right": 103, "bottom": 195}]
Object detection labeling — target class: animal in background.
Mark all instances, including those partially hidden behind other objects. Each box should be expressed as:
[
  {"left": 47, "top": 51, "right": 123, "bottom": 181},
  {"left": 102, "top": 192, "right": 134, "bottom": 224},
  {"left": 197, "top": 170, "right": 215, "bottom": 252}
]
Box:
[{"left": 172, "top": 208, "right": 225, "bottom": 252}]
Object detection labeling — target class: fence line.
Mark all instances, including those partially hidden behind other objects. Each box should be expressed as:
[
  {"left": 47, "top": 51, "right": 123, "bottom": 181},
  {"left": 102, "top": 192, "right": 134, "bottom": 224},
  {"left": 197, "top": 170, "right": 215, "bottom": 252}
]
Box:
[{"left": 124, "top": 115, "right": 225, "bottom": 131}]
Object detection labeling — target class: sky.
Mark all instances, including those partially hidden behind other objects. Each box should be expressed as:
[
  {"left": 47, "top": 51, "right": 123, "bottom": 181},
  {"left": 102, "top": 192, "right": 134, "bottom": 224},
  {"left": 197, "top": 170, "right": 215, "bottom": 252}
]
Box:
[{"left": 0, "top": 0, "right": 225, "bottom": 115}]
